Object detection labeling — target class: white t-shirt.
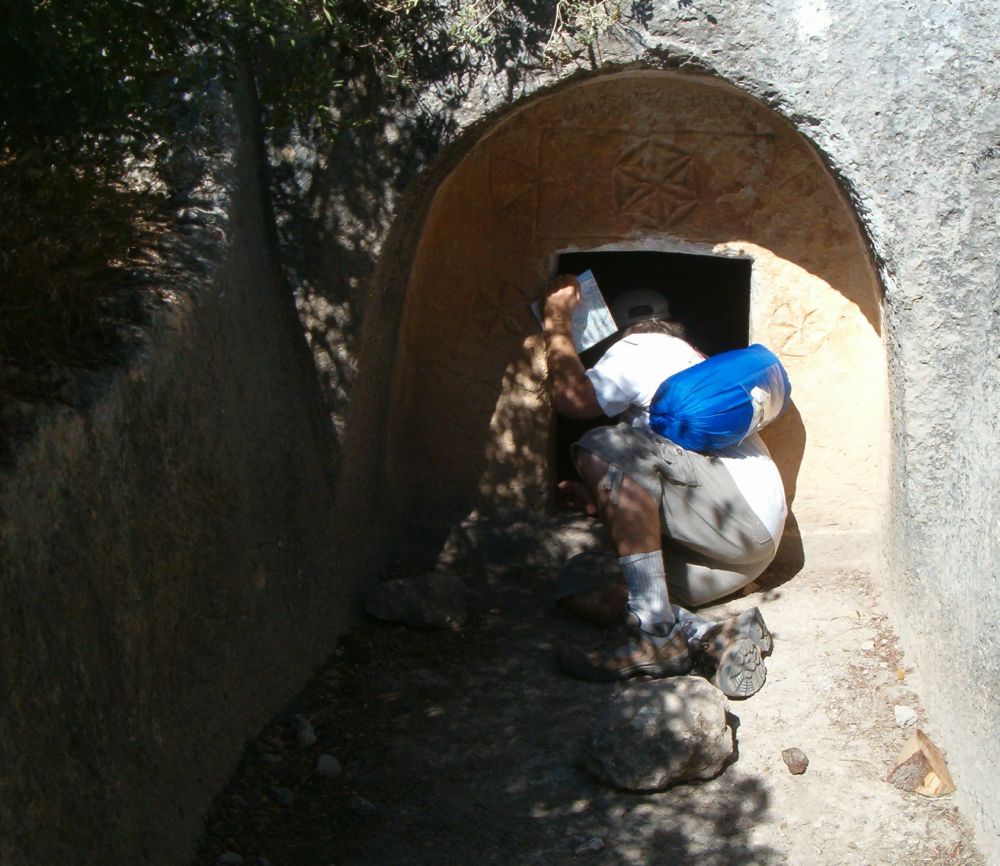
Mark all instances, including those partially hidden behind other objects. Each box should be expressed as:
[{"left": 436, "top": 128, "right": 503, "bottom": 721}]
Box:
[{"left": 585, "top": 332, "right": 788, "bottom": 543}]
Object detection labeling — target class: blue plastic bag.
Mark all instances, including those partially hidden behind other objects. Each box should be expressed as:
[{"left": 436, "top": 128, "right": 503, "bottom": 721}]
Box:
[{"left": 649, "top": 344, "right": 791, "bottom": 453}]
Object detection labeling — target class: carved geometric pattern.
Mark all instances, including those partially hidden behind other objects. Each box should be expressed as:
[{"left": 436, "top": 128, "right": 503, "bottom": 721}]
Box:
[
  {"left": 613, "top": 138, "right": 699, "bottom": 228},
  {"left": 489, "top": 154, "right": 538, "bottom": 212},
  {"left": 770, "top": 301, "right": 828, "bottom": 358},
  {"left": 476, "top": 281, "right": 533, "bottom": 340}
]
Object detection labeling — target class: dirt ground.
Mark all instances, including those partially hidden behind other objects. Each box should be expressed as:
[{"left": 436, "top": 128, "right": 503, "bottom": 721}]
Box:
[{"left": 193, "top": 518, "right": 984, "bottom": 866}]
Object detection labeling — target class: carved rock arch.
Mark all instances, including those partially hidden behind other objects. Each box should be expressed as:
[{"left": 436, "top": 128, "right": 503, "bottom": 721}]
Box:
[{"left": 387, "top": 70, "right": 886, "bottom": 568}]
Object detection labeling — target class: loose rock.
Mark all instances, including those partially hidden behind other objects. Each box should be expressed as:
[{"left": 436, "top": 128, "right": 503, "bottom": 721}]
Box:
[
  {"left": 366, "top": 572, "right": 471, "bottom": 629},
  {"left": 269, "top": 787, "right": 295, "bottom": 810},
  {"left": 888, "top": 729, "right": 956, "bottom": 797},
  {"left": 781, "top": 747, "right": 809, "bottom": 775},
  {"left": 347, "top": 793, "right": 378, "bottom": 817},
  {"left": 574, "top": 836, "right": 606, "bottom": 854},
  {"left": 584, "top": 676, "right": 734, "bottom": 791},
  {"left": 252, "top": 736, "right": 283, "bottom": 755},
  {"left": 294, "top": 715, "right": 318, "bottom": 747},
  {"left": 315, "top": 753, "right": 342, "bottom": 778},
  {"left": 893, "top": 705, "right": 918, "bottom": 728}
]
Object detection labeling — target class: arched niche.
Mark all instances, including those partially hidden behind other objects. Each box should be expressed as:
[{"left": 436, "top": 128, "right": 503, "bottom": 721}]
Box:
[{"left": 387, "top": 71, "right": 886, "bottom": 568}]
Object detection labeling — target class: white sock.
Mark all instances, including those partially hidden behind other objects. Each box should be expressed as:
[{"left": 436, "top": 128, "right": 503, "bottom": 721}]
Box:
[{"left": 619, "top": 551, "right": 674, "bottom": 631}]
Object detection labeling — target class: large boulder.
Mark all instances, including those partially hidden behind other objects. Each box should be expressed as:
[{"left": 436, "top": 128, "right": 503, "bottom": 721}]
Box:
[{"left": 585, "top": 676, "right": 735, "bottom": 791}]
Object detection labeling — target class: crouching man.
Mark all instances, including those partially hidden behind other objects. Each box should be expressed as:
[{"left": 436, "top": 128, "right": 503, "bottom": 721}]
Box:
[{"left": 542, "top": 274, "right": 787, "bottom": 697}]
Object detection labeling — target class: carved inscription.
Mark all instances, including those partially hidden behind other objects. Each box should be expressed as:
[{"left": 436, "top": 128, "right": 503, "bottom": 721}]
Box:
[
  {"left": 613, "top": 137, "right": 699, "bottom": 228},
  {"left": 558, "top": 86, "right": 763, "bottom": 136}
]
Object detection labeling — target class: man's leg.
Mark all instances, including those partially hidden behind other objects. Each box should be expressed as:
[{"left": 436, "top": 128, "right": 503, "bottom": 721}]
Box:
[
  {"left": 556, "top": 429, "right": 776, "bottom": 694},
  {"left": 574, "top": 448, "right": 675, "bottom": 632},
  {"left": 556, "top": 449, "right": 692, "bottom": 682}
]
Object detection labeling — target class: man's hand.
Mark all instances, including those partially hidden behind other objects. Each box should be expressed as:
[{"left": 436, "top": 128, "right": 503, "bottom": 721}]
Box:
[
  {"left": 542, "top": 273, "right": 601, "bottom": 419},
  {"left": 543, "top": 274, "right": 582, "bottom": 327}
]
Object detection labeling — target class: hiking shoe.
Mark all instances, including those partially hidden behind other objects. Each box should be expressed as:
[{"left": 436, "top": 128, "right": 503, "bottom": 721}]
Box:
[
  {"left": 691, "top": 606, "right": 773, "bottom": 660},
  {"left": 557, "top": 621, "right": 693, "bottom": 682},
  {"left": 690, "top": 607, "right": 772, "bottom": 699},
  {"left": 712, "top": 638, "right": 767, "bottom": 699}
]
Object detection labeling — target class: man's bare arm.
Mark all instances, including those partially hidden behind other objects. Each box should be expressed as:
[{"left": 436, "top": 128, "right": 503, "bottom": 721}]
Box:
[{"left": 543, "top": 275, "right": 602, "bottom": 419}]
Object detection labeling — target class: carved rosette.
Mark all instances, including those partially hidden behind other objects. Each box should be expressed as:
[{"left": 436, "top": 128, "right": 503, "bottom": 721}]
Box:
[{"left": 613, "top": 137, "right": 699, "bottom": 229}]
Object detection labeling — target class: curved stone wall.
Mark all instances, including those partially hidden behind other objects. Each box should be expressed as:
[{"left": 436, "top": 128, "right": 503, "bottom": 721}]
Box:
[{"left": 388, "top": 71, "right": 885, "bottom": 567}]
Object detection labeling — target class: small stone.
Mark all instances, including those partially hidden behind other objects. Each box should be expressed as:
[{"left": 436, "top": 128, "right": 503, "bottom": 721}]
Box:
[
  {"left": 347, "top": 793, "right": 378, "bottom": 816},
  {"left": 888, "top": 729, "right": 956, "bottom": 797},
  {"left": 216, "top": 854, "right": 243, "bottom": 866},
  {"left": 585, "top": 676, "right": 734, "bottom": 791},
  {"left": 269, "top": 786, "right": 295, "bottom": 809},
  {"left": 893, "top": 705, "right": 918, "bottom": 728},
  {"left": 315, "top": 753, "right": 342, "bottom": 778},
  {"left": 575, "top": 836, "right": 606, "bottom": 853},
  {"left": 781, "top": 747, "right": 809, "bottom": 775},
  {"left": 252, "top": 736, "right": 283, "bottom": 755},
  {"left": 294, "top": 716, "right": 318, "bottom": 747},
  {"left": 861, "top": 640, "right": 875, "bottom": 652}
]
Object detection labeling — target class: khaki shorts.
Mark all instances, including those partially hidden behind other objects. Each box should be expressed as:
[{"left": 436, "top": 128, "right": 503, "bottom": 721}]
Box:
[{"left": 573, "top": 423, "right": 776, "bottom": 606}]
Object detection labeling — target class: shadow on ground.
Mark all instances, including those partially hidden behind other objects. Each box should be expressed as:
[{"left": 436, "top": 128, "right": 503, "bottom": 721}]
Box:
[{"left": 193, "top": 537, "right": 780, "bottom": 866}]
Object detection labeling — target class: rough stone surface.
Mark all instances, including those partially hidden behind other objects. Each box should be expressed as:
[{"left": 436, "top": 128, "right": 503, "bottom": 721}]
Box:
[
  {"left": 314, "top": 754, "right": 342, "bottom": 779},
  {"left": 365, "top": 572, "right": 471, "bottom": 629},
  {"left": 585, "top": 676, "right": 734, "bottom": 791},
  {"left": 0, "top": 66, "right": 346, "bottom": 866},
  {"left": 781, "top": 747, "right": 809, "bottom": 775},
  {"left": 294, "top": 716, "right": 318, "bottom": 747}
]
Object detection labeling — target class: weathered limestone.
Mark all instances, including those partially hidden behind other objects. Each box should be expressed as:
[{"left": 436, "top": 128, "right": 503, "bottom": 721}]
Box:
[
  {"left": 0, "top": 70, "right": 348, "bottom": 866},
  {"left": 585, "top": 677, "right": 734, "bottom": 790}
]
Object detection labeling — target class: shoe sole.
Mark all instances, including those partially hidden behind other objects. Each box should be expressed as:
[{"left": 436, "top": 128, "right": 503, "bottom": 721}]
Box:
[
  {"left": 735, "top": 607, "right": 773, "bottom": 655},
  {"left": 712, "top": 638, "right": 767, "bottom": 699}
]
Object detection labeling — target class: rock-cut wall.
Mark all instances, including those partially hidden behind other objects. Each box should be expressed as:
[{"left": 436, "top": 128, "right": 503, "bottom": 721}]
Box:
[{"left": 0, "top": 71, "right": 349, "bottom": 865}]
